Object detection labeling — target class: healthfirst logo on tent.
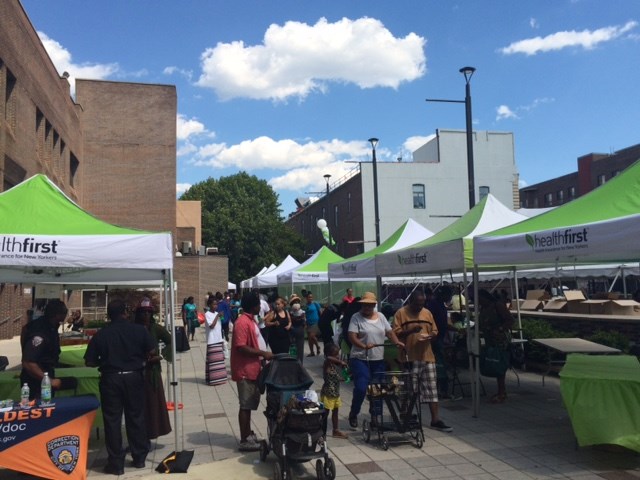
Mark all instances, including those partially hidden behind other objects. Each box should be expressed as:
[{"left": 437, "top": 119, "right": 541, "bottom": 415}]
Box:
[
  {"left": 525, "top": 227, "right": 589, "bottom": 253},
  {"left": 0, "top": 236, "right": 60, "bottom": 260},
  {"left": 396, "top": 251, "right": 428, "bottom": 265}
]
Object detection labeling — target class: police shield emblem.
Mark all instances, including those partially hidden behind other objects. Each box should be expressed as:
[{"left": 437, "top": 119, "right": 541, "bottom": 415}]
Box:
[{"left": 47, "top": 435, "right": 80, "bottom": 474}]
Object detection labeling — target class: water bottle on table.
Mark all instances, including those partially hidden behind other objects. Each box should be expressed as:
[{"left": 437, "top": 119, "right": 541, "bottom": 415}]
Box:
[
  {"left": 41, "top": 372, "right": 52, "bottom": 405},
  {"left": 20, "top": 383, "right": 30, "bottom": 407}
]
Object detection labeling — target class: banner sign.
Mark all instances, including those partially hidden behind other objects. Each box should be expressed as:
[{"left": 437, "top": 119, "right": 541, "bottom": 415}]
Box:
[{"left": 0, "top": 395, "right": 99, "bottom": 479}]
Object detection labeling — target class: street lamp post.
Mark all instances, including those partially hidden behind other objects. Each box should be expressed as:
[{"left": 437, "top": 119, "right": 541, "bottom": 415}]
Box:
[
  {"left": 368, "top": 138, "right": 381, "bottom": 247},
  {"left": 426, "top": 66, "right": 476, "bottom": 209},
  {"left": 323, "top": 174, "right": 333, "bottom": 250}
]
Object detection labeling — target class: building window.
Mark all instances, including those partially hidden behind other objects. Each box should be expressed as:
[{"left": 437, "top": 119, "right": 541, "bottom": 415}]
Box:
[
  {"left": 412, "top": 184, "right": 425, "bottom": 209},
  {"left": 544, "top": 193, "right": 553, "bottom": 206},
  {"left": 333, "top": 205, "right": 338, "bottom": 227},
  {"left": 612, "top": 170, "right": 620, "bottom": 177},
  {"left": 597, "top": 174, "right": 606, "bottom": 186},
  {"left": 479, "top": 186, "right": 490, "bottom": 201},
  {"left": 321, "top": 207, "right": 325, "bottom": 220},
  {"left": 5, "top": 67, "right": 17, "bottom": 130},
  {"left": 70, "top": 152, "right": 79, "bottom": 186},
  {"left": 556, "top": 190, "right": 564, "bottom": 203},
  {"left": 301, "top": 219, "right": 305, "bottom": 236},
  {"left": 568, "top": 186, "right": 576, "bottom": 199},
  {"left": 3, "top": 156, "right": 26, "bottom": 191},
  {"left": 347, "top": 193, "right": 351, "bottom": 214}
]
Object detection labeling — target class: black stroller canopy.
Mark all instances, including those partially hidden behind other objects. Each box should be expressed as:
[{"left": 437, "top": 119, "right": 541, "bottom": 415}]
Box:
[{"left": 259, "top": 354, "right": 314, "bottom": 392}]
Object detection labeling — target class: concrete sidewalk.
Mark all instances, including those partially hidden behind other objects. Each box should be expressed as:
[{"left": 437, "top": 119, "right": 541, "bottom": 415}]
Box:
[{"left": 1, "top": 333, "right": 639, "bottom": 479}]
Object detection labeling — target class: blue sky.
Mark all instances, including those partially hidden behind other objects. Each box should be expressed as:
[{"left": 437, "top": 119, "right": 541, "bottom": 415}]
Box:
[{"left": 20, "top": 0, "right": 640, "bottom": 216}]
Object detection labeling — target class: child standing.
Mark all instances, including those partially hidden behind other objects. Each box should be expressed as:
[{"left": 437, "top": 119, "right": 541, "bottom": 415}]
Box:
[{"left": 320, "top": 343, "right": 349, "bottom": 439}]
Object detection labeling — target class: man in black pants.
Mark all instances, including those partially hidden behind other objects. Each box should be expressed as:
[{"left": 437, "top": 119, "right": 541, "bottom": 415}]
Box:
[
  {"left": 85, "top": 299, "right": 156, "bottom": 475},
  {"left": 20, "top": 299, "right": 68, "bottom": 399}
]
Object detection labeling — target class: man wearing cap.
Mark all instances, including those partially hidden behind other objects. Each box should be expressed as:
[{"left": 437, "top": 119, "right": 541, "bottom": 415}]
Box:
[
  {"left": 347, "top": 292, "right": 404, "bottom": 429},
  {"left": 394, "top": 290, "right": 453, "bottom": 433},
  {"left": 85, "top": 299, "right": 156, "bottom": 475}
]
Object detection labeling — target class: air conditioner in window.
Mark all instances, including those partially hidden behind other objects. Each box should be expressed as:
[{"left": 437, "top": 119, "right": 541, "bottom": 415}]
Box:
[
  {"left": 206, "top": 247, "right": 219, "bottom": 255},
  {"left": 181, "top": 241, "right": 192, "bottom": 255}
]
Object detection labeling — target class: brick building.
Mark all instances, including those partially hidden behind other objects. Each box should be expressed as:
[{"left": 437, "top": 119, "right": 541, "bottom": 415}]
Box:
[
  {"left": 0, "top": 1, "right": 226, "bottom": 339},
  {"left": 520, "top": 144, "right": 640, "bottom": 208}
]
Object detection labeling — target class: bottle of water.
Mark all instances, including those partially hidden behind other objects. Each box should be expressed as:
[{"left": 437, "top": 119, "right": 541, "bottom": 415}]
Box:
[
  {"left": 41, "top": 372, "right": 52, "bottom": 404},
  {"left": 20, "top": 383, "right": 30, "bottom": 407}
]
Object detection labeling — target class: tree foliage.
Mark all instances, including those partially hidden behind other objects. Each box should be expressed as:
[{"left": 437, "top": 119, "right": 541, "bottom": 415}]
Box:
[{"left": 180, "top": 172, "right": 307, "bottom": 283}]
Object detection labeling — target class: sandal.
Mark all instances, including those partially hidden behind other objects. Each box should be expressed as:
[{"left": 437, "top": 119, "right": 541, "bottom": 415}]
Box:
[
  {"left": 489, "top": 393, "right": 507, "bottom": 404},
  {"left": 306, "top": 353, "right": 315, "bottom": 357},
  {"left": 332, "top": 430, "right": 348, "bottom": 439}
]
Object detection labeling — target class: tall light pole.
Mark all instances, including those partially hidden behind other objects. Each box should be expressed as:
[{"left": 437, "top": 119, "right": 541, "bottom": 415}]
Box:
[
  {"left": 426, "top": 66, "right": 476, "bottom": 209},
  {"left": 368, "top": 138, "right": 381, "bottom": 246},
  {"left": 323, "top": 174, "right": 333, "bottom": 250}
]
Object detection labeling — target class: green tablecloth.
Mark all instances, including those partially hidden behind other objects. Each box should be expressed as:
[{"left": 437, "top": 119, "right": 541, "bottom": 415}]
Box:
[
  {"left": 0, "top": 367, "right": 102, "bottom": 427},
  {"left": 560, "top": 354, "right": 640, "bottom": 452},
  {"left": 59, "top": 344, "right": 88, "bottom": 367}
]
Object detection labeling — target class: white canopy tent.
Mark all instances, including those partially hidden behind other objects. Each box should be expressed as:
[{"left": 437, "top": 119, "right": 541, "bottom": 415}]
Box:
[{"left": 251, "top": 255, "right": 300, "bottom": 288}]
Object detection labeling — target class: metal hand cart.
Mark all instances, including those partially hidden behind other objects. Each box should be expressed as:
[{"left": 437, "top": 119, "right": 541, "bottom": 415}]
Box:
[{"left": 362, "top": 370, "right": 424, "bottom": 450}]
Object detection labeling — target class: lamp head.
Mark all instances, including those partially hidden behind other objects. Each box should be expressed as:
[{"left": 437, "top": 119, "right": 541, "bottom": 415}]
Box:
[
  {"left": 368, "top": 138, "right": 379, "bottom": 149},
  {"left": 459, "top": 66, "right": 476, "bottom": 84},
  {"left": 323, "top": 174, "right": 331, "bottom": 183}
]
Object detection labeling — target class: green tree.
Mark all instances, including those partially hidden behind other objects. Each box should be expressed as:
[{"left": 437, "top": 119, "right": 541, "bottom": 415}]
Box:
[{"left": 180, "top": 172, "right": 306, "bottom": 282}]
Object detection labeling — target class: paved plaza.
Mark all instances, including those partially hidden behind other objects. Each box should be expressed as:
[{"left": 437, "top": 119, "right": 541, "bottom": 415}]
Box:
[{"left": 0, "top": 332, "right": 638, "bottom": 479}]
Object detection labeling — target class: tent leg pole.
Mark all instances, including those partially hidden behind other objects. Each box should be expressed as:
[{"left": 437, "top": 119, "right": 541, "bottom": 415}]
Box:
[{"left": 167, "top": 269, "right": 180, "bottom": 452}]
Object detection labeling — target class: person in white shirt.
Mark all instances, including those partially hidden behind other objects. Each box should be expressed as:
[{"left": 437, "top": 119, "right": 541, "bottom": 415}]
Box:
[{"left": 205, "top": 297, "right": 226, "bottom": 386}]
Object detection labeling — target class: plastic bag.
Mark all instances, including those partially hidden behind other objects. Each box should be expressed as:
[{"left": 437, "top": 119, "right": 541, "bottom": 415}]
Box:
[{"left": 223, "top": 340, "right": 229, "bottom": 359}]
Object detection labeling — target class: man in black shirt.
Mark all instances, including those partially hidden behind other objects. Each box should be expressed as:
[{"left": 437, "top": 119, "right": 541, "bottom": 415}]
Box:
[
  {"left": 20, "top": 299, "right": 68, "bottom": 399},
  {"left": 85, "top": 299, "right": 156, "bottom": 475}
]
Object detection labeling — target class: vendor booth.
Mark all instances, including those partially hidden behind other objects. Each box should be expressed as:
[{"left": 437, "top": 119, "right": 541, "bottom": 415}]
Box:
[
  {"left": 0, "top": 175, "right": 177, "bottom": 477},
  {"left": 276, "top": 247, "right": 344, "bottom": 302}
]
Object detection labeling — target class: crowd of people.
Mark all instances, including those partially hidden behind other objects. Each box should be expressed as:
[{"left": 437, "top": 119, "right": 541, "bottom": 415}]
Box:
[{"left": 20, "top": 284, "right": 514, "bottom": 472}]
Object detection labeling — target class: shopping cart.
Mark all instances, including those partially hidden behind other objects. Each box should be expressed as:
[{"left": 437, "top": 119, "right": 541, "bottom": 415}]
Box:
[{"left": 362, "top": 343, "right": 424, "bottom": 450}]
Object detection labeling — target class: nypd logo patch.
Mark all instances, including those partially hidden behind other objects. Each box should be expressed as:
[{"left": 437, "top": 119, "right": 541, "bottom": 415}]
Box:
[{"left": 47, "top": 435, "right": 80, "bottom": 474}]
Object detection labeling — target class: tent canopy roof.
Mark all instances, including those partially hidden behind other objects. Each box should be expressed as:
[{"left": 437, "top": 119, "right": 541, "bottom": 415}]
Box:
[{"left": 0, "top": 174, "right": 173, "bottom": 282}]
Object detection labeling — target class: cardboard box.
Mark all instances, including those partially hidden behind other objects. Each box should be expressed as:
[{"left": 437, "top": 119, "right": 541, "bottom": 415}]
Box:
[
  {"left": 520, "top": 299, "right": 544, "bottom": 311},
  {"left": 526, "top": 289, "right": 548, "bottom": 301},
  {"left": 563, "top": 290, "right": 588, "bottom": 314},
  {"left": 580, "top": 299, "right": 609, "bottom": 315},
  {"left": 543, "top": 299, "right": 567, "bottom": 312},
  {"left": 604, "top": 299, "right": 640, "bottom": 316}
]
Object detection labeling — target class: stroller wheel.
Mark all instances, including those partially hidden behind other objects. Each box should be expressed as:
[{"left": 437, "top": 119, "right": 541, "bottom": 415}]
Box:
[
  {"left": 362, "top": 419, "right": 370, "bottom": 443},
  {"left": 315, "top": 459, "right": 326, "bottom": 480},
  {"left": 381, "top": 435, "right": 389, "bottom": 451},
  {"left": 324, "top": 457, "right": 336, "bottom": 480},
  {"left": 415, "top": 430, "right": 424, "bottom": 449},
  {"left": 274, "top": 461, "right": 292, "bottom": 480},
  {"left": 260, "top": 440, "right": 269, "bottom": 462}
]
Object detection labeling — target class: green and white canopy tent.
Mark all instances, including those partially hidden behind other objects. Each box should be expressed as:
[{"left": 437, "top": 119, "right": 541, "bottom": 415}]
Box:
[
  {"left": 474, "top": 159, "right": 640, "bottom": 268},
  {"left": 374, "top": 194, "right": 529, "bottom": 417},
  {"left": 277, "top": 246, "right": 343, "bottom": 301},
  {"left": 328, "top": 218, "right": 434, "bottom": 282},
  {"left": 0, "top": 174, "right": 181, "bottom": 446},
  {"left": 375, "top": 194, "right": 528, "bottom": 277}
]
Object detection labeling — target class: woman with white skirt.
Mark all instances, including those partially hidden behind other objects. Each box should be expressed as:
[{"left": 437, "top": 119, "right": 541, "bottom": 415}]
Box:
[{"left": 205, "top": 297, "right": 227, "bottom": 385}]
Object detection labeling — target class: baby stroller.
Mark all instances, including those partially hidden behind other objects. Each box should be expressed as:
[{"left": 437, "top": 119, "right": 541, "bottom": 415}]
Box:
[{"left": 258, "top": 354, "right": 336, "bottom": 480}]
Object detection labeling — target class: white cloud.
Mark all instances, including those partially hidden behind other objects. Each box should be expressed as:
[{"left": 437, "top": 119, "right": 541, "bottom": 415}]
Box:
[
  {"left": 495, "top": 97, "right": 554, "bottom": 121},
  {"left": 176, "top": 114, "right": 211, "bottom": 141},
  {"left": 518, "top": 179, "right": 528, "bottom": 188},
  {"left": 196, "top": 17, "right": 426, "bottom": 101},
  {"left": 496, "top": 105, "right": 519, "bottom": 121},
  {"left": 191, "top": 136, "right": 368, "bottom": 170},
  {"left": 269, "top": 162, "right": 358, "bottom": 193},
  {"left": 164, "top": 66, "right": 193, "bottom": 81},
  {"left": 37, "top": 32, "right": 119, "bottom": 96},
  {"left": 530, "top": 18, "right": 539, "bottom": 29},
  {"left": 500, "top": 20, "right": 638, "bottom": 55},
  {"left": 403, "top": 135, "right": 435, "bottom": 153},
  {"left": 176, "top": 183, "right": 192, "bottom": 196}
]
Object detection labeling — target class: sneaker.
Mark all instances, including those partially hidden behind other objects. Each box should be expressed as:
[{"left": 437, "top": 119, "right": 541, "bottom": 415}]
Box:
[
  {"left": 238, "top": 439, "right": 261, "bottom": 452},
  {"left": 247, "top": 431, "right": 263, "bottom": 443},
  {"left": 430, "top": 420, "right": 453, "bottom": 433},
  {"left": 348, "top": 415, "right": 358, "bottom": 429}
]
